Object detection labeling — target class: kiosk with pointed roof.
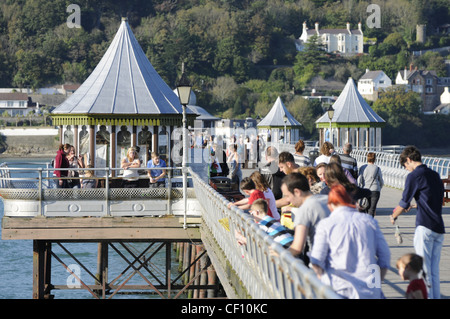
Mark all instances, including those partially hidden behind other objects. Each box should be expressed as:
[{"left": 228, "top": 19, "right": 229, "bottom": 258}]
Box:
[
  {"left": 52, "top": 18, "right": 196, "bottom": 172},
  {"left": 315, "top": 78, "right": 385, "bottom": 150},
  {"left": 257, "top": 96, "right": 302, "bottom": 143}
]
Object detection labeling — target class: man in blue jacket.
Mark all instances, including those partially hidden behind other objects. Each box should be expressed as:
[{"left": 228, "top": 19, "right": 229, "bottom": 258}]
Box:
[{"left": 391, "top": 145, "right": 445, "bottom": 299}]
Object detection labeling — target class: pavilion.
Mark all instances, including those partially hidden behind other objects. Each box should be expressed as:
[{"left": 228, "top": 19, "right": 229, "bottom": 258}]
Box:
[
  {"left": 52, "top": 18, "right": 196, "bottom": 173},
  {"left": 257, "top": 96, "right": 302, "bottom": 144},
  {"left": 315, "top": 78, "right": 385, "bottom": 150}
]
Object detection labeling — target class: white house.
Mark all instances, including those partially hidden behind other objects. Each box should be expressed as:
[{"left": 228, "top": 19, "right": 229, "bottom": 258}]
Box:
[
  {"left": 0, "top": 93, "right": 37, "bottom": 116},
  {"left": 357, "top": 70, "right": 392, "bottom": 101},
  {"left": 296, "top": 22, "right": 363, "bottom": 55},
  {"left": 434, "top": 87, "right": 450, "bottom": 114}
]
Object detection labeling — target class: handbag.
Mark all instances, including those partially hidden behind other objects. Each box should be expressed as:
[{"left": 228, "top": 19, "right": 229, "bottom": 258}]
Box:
[
  {"left": 357, "top": 167, "right": 379, "bottom": 213},
  {"left": 358, "top": 196, "right": 370, "bottom": 212}
]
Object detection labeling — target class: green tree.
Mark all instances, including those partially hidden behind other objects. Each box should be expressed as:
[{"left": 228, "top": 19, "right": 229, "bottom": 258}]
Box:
[
  {"left": 293, "top": 35, "right": 328, "bottom": 89},
  {"left": 287, "top": 97, "right": 323, "bottom": 139},
  {"left": 373, "top": 87, "right": 423, "bottom": 145}
]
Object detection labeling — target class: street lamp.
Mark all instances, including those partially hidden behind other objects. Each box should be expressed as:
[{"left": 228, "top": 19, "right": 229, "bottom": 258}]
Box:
[
  {"left": 327, "top": 105, "right": 334, "bottom": 144},
  {"left": 176, "top": 70, "right": 191, "bottom": 229},
  {"left": 283, "top": 114, "right": 288, "bottom": 144}
]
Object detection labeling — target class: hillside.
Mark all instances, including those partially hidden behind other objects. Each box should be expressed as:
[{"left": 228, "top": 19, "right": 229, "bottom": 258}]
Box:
[{"left": 0, "top": 0, "right": 449, "bottom": 146}]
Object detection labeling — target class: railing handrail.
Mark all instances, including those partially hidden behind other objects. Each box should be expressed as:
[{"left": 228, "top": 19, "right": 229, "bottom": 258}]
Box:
[
  {"left": 274, "top": 142, "right": 450, "bottom": 189},
  {"left": 189, "top": 166, "right": 341, "bottom": 299},
  {"left": 0, "top": 163, "right": 194, "bottom": 218}
]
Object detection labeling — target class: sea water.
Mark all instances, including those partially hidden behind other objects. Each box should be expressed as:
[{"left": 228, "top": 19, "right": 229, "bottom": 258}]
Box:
[{"left": 0, "top": 158, "right": 182, "bottom": 299}]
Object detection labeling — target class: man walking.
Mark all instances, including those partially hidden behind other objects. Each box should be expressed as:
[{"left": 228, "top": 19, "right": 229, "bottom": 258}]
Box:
[{"left": 391, "top": 146, "right": 445, "bottom": 299}]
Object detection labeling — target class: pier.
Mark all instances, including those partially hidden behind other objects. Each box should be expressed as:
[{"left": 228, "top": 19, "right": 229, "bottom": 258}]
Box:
[{"left": 1, "top": 146, "right": 450, "bottom": 299}]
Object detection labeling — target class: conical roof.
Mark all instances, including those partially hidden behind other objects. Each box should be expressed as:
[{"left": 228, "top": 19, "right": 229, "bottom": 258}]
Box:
[
  {"left": 53, "top": 18, "right": 189, "bottom": 121},
  {"left": 316, "top": 78, "right": 385, "bottom": 126},
  {"left": 257, "top": 96, "right": 302, "bottom": 128}
]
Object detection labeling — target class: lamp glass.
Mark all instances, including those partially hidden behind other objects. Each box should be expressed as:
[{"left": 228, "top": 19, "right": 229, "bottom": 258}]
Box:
[
  {"left": 327, "top": 106, "right": 334, "bottom": 120},
  {"left": 177, "top": 85, "right": 191, "bottom": 106}
]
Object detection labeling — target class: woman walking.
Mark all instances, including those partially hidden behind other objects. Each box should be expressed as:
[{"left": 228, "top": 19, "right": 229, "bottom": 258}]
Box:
[
  {"left": 227, "top": 144, "right": 242, "bottom": 189},
  {"left": 358, "top": 152, "right": 384, "bottom": 217}
]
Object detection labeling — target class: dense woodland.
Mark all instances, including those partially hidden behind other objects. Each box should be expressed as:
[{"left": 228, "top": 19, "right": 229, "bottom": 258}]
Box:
[{"left": 0, "top": 0, "right": 449, "bottom": 146}]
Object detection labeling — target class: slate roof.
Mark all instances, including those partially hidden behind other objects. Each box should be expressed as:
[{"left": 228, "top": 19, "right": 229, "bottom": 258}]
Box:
[
  {"left": 316, "top": 78, "right": 385, "bottom": 124},
  {"left": 305, "top": 28, "right": 362, "bottom": 35},
  {"left": 257, "top": 96, "right": 302, "bottom": 128},
  {"left": 53, "top": 18, "right": 187, "bottom": 116},
  {"left": 359, "top": 70, "right": 384, "bottom": 80}
]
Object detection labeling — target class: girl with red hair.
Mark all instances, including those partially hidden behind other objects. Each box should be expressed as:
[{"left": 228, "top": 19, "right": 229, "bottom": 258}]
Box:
[
  {"left": 309, "top": 184, "right": 391, "bottom": 299},
  {"left": 327, "top": 184, "right": 356, "bottom": 210}
]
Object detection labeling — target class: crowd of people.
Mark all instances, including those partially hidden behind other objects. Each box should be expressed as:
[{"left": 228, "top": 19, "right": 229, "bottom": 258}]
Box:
[
  {"left": 215, "top": 138, "right": 444, "bottom": 300},
  {"left": 53, "top": 136, "right": 445, "bottom": 299},
  {"left": 53, "top": 143, "right": 97, "bottom": 189},
  {"left": 53, "top": 144, "right": 168, "bottom": 189}
]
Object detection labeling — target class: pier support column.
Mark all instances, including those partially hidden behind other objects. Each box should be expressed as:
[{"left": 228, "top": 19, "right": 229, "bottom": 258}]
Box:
[
  {"left": 95, "top": 242, "right": 109, "bottom": 298},
  {"left": 33, "top": 240, "right": 53, "bottom": 299}
]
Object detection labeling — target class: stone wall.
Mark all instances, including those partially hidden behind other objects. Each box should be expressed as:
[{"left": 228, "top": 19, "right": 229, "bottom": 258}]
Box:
[{"left": 0, "top": 128, "right": 59, "bottom": 157}]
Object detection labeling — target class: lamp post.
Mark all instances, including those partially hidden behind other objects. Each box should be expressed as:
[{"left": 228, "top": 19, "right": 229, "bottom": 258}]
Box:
[
  {"left": 283, "top": 114, "right": 288, "bottom": 144},
  {"left": 327, "top": 105, "right": 334, "bottom": 145},
  {"left": 176, "top": 71, "right": 191, "bottom": 229}
]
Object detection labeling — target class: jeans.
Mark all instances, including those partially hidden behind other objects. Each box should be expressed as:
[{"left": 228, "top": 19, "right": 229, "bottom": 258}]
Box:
[
  {"left": 368, "top": 190, "right": 380, "bottom": 217},
  {"left": 414, "top": 225, "right": 444, "bottom": 299}
]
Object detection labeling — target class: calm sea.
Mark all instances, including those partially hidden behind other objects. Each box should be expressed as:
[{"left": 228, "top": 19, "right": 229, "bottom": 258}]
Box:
[{"left": 0, "top": 158, "right": 181, "bottom": 299}]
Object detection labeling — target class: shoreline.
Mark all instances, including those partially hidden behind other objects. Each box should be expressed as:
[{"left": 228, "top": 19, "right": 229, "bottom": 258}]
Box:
[{"left": 0, "top": 147, "right": 449, "bottom": 160}]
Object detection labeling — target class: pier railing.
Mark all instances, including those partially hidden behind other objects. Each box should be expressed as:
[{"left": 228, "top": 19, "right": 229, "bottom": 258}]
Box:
[
  {"left": 189, "top": 167, "right": 341, "bottom": 299},
  {"left": 275, "top": 143, "right": 450, "bottom": 189},
  {"left": 0, "top": 164, "right": 198, "bottom": 218},
  {"left": 0, "top": 161, "right": 341, "bottom": 299}
]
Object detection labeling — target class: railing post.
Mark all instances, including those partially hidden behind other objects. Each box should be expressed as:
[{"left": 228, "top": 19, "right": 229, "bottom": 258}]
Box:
[
  {"left": 105, "top": 168, "right": 110, "bottom": 217},
  {"left": 167, "top": 169, "right": 172, "bottom": 216},
  {"left": 38, "top": 168, "right": 43, "bottom": 217}
]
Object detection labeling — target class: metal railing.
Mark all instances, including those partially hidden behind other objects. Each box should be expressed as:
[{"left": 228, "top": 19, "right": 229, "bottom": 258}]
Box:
[
  {"left": 189, "top": 167, "right": 341, "bottom": 299},
  {"left": 3, "top": 145, "right": 448, "bottom": 299},
  {"left": 274, "top": 142, "right": 450, "bottom": 190},
  {"left": 0, "top": 164, "right": 196, "bottom": 218}
]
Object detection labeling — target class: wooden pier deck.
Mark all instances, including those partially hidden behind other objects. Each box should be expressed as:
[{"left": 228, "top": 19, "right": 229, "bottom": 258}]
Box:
[{"left": 2, "top": 216, "right": 201, "bottom": 241}]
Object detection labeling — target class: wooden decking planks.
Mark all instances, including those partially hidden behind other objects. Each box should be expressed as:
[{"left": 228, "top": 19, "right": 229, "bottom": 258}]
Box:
[{"left": 1, "top": 216, "right": 202, "bottom": 241}]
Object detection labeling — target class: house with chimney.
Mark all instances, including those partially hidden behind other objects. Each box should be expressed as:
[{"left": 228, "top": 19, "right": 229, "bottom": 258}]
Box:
[
  {"left": 296, "top": 22, "right": 363, "bottom": 56},
  {"left": 357, "top": 69, "right": 392, "bottom": 101},
  {"left": 395, "top": 65, "right": 442, "bottom": 113}
]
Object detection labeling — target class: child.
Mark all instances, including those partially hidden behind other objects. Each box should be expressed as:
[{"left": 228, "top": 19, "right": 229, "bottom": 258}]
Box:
[
  {"left": 235, "top": 199, "right": 293, "bottom": 249},
  {"left": 396, "top": 253, "right": 428, "bottom": 299},
  {"left": 81, "top": 166, "right": 98, "bottom": 188},
  {"left": 228, "top": 177, "right": 274, "bottom": 218}
]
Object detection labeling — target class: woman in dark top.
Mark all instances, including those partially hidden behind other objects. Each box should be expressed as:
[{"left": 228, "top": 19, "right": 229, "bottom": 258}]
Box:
[
  {"left": 54, "top": 143, "right": 70, "bottom": 188},
  {"left": 321, "top": 162, "right": 371, "bottom": 212}
]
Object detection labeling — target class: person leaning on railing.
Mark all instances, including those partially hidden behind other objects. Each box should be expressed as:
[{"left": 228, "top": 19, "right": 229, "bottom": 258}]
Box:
[
  {"left": 121, "top": 147, "right": 141, "bottom": 188},
  {"left": 310, "top": 184, "right": 390, "bottom": 299},
  {"left": 147, "top": 152, "right": 167, "bottom": 188}
]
